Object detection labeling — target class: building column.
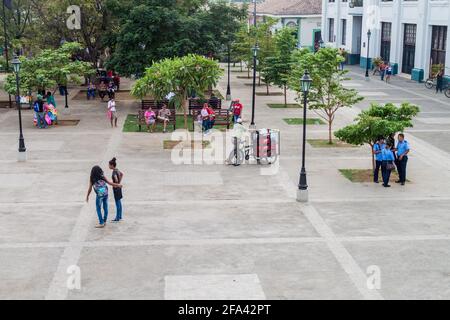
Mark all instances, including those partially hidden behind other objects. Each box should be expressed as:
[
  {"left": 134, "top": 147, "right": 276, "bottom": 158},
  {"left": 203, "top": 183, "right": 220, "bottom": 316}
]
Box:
[
  {"left": 297, "top": 18, "right": 302, "bottom": 48},
  {"left": 412, "top": 0, "right": 429, "bottom": 81},
  {"left": 322, "top": 0, "right": 328, "bottom": 43}
]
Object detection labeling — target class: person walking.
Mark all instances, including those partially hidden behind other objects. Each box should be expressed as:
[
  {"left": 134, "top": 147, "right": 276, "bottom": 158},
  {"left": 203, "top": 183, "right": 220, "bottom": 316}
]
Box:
[
  {"left": 385, "top": 63, "right": 393, "bottom": 83},
  {"left": 34, "top": 95, "right": 47, "bottom": 129},
  {"left": 396, "top": 133, "right": 410, "bottom": 186},
  {"left": 107, "top": 97, "right": 118, "bottom": 128},
  {"left": 381, "top": 144, "right": 395, "bottom": 188},
  {"left": 373, "top": 137, "right": 385, "bottom": 183},
  {"left": 436, "top": 68, "right": 445, "bottom": 93},
  {"left": 380, "top": 62, "right": 386, "bottom": 81},
  {"left": 86, "top": 166, "right": 121, "bottom": 228},
  {"left": 109, "top": 158, "right": 124, "bottom": 222},
  {"left": 230, "top": 99, "right": 243, "bottom": 124}
]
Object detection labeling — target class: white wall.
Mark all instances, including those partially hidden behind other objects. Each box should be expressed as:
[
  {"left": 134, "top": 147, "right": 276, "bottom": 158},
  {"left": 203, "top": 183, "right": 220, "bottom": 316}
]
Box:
[{"left": 323, "top": 0, "right": 450, "bottom": 76}]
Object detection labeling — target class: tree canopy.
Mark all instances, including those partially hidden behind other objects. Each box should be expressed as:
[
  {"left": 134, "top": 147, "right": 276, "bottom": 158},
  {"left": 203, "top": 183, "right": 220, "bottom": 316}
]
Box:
[
  {"left": 106, "top": 0, "right": 247, "bottom": 77},
  {"left": 335, "top": 102, "right": 420, "bottom": 168},
  {"left": 289, "top": 47, "right": 364, "bottom": 144},
  {"left": 131, "top": 54, "right": 223, "bottom": 129},
  {"left": 261, "top": 27, "right": 297, "bottom": 104},
  {"left": 4, "top": 42, "right": 93, "bottom": 95}
]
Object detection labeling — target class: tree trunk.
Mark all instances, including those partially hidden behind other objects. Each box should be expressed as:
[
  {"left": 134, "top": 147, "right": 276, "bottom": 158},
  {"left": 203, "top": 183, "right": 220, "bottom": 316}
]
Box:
[
  {"left": 284, "top": 85, "right": 287, "bottom": 106},
  {"left": 183, "top": 98, "right": 188, "bottom": 130},
  {"left": 247, "top": 67, "right": 250, "bottom": 78},
  {"left": 258, "top": 73, "right": 261, "bottom": 86},
  {"left": 266, "top": 82, "right": 270, "bottom": 95},
  {"left": 240, "top": 61, "right": 243, "bottom": 72},
  {"left": 328, "top": 120, "right": 333, "bottom": 144},
  {"left": 370, "top": 144, "right": 375, "bottom": 171}
]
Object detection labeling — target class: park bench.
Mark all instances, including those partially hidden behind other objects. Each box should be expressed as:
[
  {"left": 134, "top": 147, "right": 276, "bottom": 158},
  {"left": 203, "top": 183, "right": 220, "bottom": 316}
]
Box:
[
  {"left": 188, "top": 98, "right": 222, "bottom": 116},
  {"left": 192, "top": 109, "right": 231, "bottom": 131},
  {"left": 141, "top": 99, "right": 170, "bottom": 110},
  {"left": 138, "top": 102, "right": 176, "bottom": 132}
]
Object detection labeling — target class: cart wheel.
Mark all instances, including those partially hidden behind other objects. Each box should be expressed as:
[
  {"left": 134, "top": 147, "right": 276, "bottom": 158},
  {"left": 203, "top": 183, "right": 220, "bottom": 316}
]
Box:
[{"left": 425, "top": 79, "right": 434, "bottom": 89}]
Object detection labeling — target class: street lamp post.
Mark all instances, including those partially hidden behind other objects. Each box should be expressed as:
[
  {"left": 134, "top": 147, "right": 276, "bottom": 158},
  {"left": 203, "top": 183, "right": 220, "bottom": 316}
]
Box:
[
  {"left": 365, "top": 29, "right": 372, "bottom": 80},
  {"left": 250, "top": 44, "right": 259, "bottom": 129},
  {"left": 12, "top": 56, "right": 26, "bottom": 162},
  {"left": 297, "top": 70, "right": 312, "bottom": 203},
  {"left": 226, "top": 44, "right": 232, "bottom": 101}
]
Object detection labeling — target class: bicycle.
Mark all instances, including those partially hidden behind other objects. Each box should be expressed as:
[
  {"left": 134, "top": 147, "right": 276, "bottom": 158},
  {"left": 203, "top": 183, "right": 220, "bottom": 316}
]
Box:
[
  {"left": 228, "top": 136, "right": 278, "bottom": 166},
  {"left": 425, "top": 77, "right": 450, "bottom": 97}
]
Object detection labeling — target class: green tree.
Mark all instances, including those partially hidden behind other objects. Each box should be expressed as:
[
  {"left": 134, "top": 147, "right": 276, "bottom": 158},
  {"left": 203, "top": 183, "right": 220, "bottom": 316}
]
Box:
[
  {"left": 289, "top": 47, "right": 364, "bottom": 144},
  {"left": 131, "top": 54, "right": 223, "bottom": 129},
  {"left": 231, "top": 25, "right": 253, "bottom": 76},
  {"left": 29, "top": 0, "right": 114, "bottom": 65},
  {"left": 261, "top": 27, "right": 297, "bottom": 104},
  {"left": 106, "top": 0, "right": 246, "bottom": 77},
  {"left": 4, "top": 42, "right": 93, "bottom": 95},
  {"left": 335, "top": 102, "right": 420, "bottom": 169}
]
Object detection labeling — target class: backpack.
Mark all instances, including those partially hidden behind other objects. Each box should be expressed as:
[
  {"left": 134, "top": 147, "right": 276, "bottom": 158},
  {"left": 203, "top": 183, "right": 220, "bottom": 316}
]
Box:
[
  {"left": 33, "top": 102, "right": 40, "bottom": 112},
  {"left": 93, "top": 179, "right": 108, "bottom": 198}
]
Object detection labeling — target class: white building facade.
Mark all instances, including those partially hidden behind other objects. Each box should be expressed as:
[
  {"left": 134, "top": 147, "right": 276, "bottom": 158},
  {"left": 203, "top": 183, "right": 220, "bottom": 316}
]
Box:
[
  {"left": 251, "top": 0, "right": 323, "bottom": 51},
  {"left": 322, "top": 0, "right": 450, "bottom": 82}
]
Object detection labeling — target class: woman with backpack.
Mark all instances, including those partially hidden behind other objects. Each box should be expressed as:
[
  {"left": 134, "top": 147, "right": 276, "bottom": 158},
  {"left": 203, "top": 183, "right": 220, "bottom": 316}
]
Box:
[{"left": 86, "top": 166, "right": 122, "bottom": 228}]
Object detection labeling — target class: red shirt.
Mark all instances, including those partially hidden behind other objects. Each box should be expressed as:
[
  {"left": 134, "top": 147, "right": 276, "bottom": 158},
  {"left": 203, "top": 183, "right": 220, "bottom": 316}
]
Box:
[
  {"left": 207, "top": 107, "right": 216, "bottom": 119},
  {"left": 233, "top": 103, "right": 243, "bottom": 116}
]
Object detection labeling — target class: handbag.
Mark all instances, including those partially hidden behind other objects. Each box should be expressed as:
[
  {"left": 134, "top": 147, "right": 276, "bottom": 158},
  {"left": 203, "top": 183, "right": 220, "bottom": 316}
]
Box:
[{"left": 386, "top": 162, "right": 396, "bottom": 171}]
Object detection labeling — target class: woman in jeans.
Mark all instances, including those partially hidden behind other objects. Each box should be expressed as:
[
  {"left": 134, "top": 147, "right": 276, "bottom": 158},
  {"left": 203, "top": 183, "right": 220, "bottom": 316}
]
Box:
[
  {"left": 86, "top": 166, "right": 122, "bottom": 228},
  {"left": 109, "top": 158, "right": 124, "bottom": 222}
]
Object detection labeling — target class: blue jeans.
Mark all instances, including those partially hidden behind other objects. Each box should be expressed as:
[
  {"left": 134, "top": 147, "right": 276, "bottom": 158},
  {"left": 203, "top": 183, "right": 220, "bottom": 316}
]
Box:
[
  {"left": 233, "top": 115, "right": 240, "bottom": 123},
  {"left": 87, "top": 89, "right": 96, "bottom": 99},
  {"left": 202, "top": 120, "right": 209, "bottom": 132},
  {"left": 95, "top": 196, "right": 108, "bottom": 225},
  {"left": 114, "top": 199, "right": 122, "bottom": 220},
  {"left": 36, "top": 112, "right": 47, "bottom": 128}
]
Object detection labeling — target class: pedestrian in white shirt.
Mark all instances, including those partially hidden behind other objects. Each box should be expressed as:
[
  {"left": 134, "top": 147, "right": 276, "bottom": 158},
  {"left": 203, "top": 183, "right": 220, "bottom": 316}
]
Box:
[{"left": 107, "top": 97, "right": 118, "bottom": 128}]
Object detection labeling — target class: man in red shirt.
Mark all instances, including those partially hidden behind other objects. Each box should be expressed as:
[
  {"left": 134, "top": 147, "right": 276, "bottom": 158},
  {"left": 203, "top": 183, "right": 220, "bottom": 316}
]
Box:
[
  {"left": 207, "top": 105, "right": 216, "bottom": 130},
  {"left": 231, "top": 99, "right": 243, "bottom": 123}
]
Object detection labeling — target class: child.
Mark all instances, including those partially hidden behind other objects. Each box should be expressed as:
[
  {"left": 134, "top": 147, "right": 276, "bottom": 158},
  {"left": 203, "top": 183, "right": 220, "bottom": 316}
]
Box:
[
  {"left": 109, "top": 158, "right": 124, "bottom": 222},
  {"left": 195, "top": 111, "right": 203, "bottom": 133},
  {"left": 86, "top": 166, "right": 121, "bottom": 228},
  {"left": 144, "top": 108, "right": 156, "bottom": 133}
]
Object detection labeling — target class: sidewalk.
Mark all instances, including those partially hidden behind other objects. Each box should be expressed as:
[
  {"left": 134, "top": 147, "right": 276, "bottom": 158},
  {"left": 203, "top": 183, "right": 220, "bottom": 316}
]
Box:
[{"left": 0, "top": 66, "right": 449, "bottom": 300}]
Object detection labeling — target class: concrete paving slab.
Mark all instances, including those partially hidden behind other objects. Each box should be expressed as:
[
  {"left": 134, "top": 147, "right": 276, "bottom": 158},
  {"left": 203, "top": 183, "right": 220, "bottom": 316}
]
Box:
[
  {"left": 84, "top": 201, "right": 319, "bottom": 242},
  {"left": 164, "top": 274, "right": 266, "bottom": 300},
  {"left": 67, "top": 242, "right": 361, "bottom": 300},
  {"left": 0, "top": 248, "right": 63, "bottom": 300},
  {"left": 344, "top": 240, "right": 450, "bottom": 300}
]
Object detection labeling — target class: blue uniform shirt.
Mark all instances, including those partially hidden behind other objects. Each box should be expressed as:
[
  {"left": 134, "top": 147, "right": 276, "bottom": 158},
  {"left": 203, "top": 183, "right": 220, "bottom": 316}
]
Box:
[
  {"left": 382, "top": 148, "right": 395, "bottom": 161},
  {"left": 373, "top": 143, "right": 385, "bottom": 161},
  {"left": 397, "top": 140, "right": 410, "bottom": 157}
]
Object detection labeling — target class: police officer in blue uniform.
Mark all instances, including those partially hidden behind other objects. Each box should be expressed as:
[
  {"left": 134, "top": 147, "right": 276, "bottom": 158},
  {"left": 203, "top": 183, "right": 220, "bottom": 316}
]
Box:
[
  {"left": 373, "top": 137, "right": 386, "bottom": 183},
  {"left": 381, "top": 144, "right": 395, "bottom": 188},
  {"left": 396, "top": 133, "right": 410, "bottom": 186}
]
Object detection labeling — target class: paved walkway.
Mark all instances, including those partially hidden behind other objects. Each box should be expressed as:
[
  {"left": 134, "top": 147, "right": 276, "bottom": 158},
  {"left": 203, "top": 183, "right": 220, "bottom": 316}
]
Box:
[{"left": 0, "top": 65, "right": 449, "bottom": 300}]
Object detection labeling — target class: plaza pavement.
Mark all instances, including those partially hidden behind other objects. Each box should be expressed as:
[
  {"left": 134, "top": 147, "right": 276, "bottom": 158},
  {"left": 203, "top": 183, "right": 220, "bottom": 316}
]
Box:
[{"left": 0, "top": 66, "right": 449, "bottom": 300}]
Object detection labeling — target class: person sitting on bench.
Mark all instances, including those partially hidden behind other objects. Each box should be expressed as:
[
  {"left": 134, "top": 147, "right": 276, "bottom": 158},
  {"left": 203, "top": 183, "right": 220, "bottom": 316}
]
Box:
[
  {"left": 158, "top": 104, "right": 171, "bottom": 133},
  {"left": 144, "top": 107, "right": 156, "bottom": 133}
]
